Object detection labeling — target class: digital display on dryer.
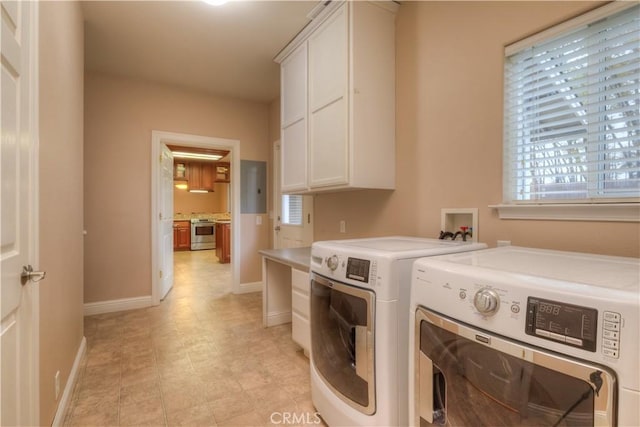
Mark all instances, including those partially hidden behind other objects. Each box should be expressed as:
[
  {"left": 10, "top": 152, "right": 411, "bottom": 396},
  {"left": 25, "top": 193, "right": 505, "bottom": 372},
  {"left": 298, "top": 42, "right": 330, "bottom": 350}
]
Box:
[
  {"left": 346, "top": 257, "right": 370, "bottom": 283},
  {"left": 526, "top": 297, "right": 597, "bottom": 352}
]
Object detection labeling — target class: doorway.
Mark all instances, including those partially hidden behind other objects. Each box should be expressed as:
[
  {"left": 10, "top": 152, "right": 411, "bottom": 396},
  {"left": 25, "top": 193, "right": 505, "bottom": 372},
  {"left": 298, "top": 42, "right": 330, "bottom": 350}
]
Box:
[{"left": 151, "top": 131, "right": 240, "bottom": 305}]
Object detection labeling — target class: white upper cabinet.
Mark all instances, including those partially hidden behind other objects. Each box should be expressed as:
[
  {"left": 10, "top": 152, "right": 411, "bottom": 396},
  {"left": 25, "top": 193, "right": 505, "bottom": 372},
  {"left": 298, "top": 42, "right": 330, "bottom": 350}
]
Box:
[
  {"left": 276, "top": 1, "right": 397, "bottom": 194},
  {"left": 281, "top": 43, "right": 308, "bottom": 192}
]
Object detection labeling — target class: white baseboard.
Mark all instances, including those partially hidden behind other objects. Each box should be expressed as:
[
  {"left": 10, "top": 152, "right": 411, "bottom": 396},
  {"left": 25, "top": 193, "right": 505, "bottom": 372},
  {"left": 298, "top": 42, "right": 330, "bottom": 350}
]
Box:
[
  {"left": 83, "top": 296, "right": 153, "bottom": 316},
  {"left": 266, "top": 310, "right": 292, "bottom": 327},
  {"left": 236, "top": 281, "right": 262, "bottom": 294},
  {"left": 52, "top": 336, "right": 86, "bottom": 427}
]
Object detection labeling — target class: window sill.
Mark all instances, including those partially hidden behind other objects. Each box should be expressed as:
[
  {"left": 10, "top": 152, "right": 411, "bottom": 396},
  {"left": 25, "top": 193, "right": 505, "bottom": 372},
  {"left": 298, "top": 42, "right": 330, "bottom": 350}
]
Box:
[{"left": 489, "top": 203, "right": 640, "bottom": 222}]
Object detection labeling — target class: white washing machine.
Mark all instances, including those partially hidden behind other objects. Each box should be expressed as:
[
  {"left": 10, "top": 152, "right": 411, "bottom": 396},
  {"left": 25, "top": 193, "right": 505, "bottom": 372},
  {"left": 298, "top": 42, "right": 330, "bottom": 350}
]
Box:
[
  {"left": 409, "top": 246, "right": 640, "bottom": 427},
  {"left": 309, "top": 236, "right": 487, "bottom": 426}
]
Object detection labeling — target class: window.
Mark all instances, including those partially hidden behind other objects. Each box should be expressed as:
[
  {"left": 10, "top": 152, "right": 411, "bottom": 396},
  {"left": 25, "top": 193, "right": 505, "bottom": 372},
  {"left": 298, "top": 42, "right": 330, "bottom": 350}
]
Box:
[
  {"left": 504, "top": 4, "right": 639, "bottom": 204},
  {"left": 282, "top": 195, "right": 303, "bottom": 225}
]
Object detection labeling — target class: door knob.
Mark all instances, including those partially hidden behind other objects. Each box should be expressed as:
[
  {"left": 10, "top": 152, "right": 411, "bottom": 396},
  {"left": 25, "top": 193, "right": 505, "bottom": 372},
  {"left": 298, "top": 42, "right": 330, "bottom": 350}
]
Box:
[
  {"left": 274, "top": 226, "right": 281, "bottom": 231},
  {"left": 21, "top": 265, "right": 46, "bottom": 286}
]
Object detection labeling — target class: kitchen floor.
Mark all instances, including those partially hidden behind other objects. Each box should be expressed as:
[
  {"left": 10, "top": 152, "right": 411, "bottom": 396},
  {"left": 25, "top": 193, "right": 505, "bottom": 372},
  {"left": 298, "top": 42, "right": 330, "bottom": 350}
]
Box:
[{"left": 64, "top": 250, "right": 319, "bottom": 426}]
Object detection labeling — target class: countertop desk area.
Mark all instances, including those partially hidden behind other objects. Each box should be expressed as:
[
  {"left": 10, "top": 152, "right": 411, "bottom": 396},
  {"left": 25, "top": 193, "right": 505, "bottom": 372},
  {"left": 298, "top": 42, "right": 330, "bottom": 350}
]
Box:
[{"left": 259, "top": 247, "right": 312, "bottom": 353}]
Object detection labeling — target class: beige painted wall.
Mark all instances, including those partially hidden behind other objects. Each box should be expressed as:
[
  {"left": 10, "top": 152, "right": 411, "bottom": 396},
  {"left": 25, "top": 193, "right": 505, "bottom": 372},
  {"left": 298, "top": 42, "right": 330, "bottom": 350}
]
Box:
[
  {"left": 84, "top": 72, "right": 270, "bottom": 303},
  {"left": 39, "top": 1, "right": 85, "bottom": 423},
  {"left": 313, "top": 1, "right": 639, "bottom": 258},
  {"left": 173, "top": 184, "right": 229, "bottom": 215}
]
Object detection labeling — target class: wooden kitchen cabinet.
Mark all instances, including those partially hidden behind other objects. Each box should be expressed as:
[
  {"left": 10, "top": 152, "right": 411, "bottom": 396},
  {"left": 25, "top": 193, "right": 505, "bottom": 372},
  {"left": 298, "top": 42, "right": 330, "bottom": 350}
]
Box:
[
  {"left": 173, "top": 220, "right": 191, "bottom": 251},
  {"left": 275, "top": 1, "right": 397, "bottom": 194},
  {"left": 188, "top": 162, "right": 215, "bottom": 191},
  {"left": 215, "top": 222, "right": 231, "bottom": 263}
]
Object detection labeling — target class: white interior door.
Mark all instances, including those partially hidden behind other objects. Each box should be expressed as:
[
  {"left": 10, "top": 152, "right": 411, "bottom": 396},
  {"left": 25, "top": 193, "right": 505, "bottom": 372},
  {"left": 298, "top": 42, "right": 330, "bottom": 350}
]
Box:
[
  {"left": 273, "top": 142, "right": 313, "bottom": 249},
  {"left": 159, "top": 144, "right": 174, "bottom": 299},
  {"left": 1, "top": 1, "right": 39, "bottom": 425}
]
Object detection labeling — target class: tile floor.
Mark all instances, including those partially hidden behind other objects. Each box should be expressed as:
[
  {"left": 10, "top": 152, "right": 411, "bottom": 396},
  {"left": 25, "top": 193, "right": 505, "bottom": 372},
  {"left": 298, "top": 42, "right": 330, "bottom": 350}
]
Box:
[{"left": 64, "top": 250, "right": 322, "bottom": 426}]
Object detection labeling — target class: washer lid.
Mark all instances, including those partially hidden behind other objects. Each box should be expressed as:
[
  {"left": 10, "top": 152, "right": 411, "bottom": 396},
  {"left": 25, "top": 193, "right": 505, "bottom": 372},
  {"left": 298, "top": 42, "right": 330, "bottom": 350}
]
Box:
[
  {"left": 313, "top": 236, "right": 487, "bottom": 260},
  {"left": 440, "top": 246, "right": 640, "bottom": 292}
]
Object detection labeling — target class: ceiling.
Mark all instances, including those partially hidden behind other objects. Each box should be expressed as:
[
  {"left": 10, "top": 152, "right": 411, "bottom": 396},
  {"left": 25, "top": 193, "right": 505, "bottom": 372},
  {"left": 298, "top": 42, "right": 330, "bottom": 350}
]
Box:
[{"left": 82, "top": 1, "right": 319, "bottom": 103}]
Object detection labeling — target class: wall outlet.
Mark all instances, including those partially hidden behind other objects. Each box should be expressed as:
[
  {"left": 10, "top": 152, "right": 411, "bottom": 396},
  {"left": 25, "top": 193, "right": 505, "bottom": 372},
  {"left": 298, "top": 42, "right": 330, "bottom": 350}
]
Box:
[
  {"left": 256, "top": 215, "right": 262, "bottom": 225},
  {"left": 339, "top": 220, "right": 346, "bottom": 233},
  {"left": 497, "top": 240, "right": 511, "bottom": 247},
  {"left": 54, "top": 370, "right": 60, "bottom": 400}
]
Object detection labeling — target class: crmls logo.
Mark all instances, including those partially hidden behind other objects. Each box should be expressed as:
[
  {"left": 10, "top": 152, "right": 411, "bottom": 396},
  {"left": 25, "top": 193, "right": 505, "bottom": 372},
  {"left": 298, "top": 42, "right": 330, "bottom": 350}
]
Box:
[{"left": 270, "top": 412, "right": 322, "bottom": 425}]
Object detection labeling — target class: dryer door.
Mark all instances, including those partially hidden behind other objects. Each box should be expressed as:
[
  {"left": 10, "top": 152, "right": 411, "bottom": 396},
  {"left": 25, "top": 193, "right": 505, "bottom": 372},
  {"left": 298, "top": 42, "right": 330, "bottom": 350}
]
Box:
[
  {"left": 414, "top": 307, "right": 617, "bottom": 427},
  {"left": 310, "top": 272, "right": 375, "bottom": 415}
]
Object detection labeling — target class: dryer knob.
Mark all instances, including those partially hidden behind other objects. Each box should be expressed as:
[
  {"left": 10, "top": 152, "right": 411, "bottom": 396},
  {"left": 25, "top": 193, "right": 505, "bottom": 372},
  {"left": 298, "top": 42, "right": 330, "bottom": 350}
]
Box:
[
  {"left": 326, "top": 255, "right": 339, "bottom": 271},
  {"left": 474, "top": 288, "right": 500, "bottom": 316}
]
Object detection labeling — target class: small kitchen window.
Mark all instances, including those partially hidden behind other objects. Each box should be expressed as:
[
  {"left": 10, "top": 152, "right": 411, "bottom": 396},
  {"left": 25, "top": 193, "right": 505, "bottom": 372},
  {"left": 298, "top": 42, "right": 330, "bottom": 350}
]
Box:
[{"left": 495, "top": 3, "right": 640, "bottom": 221}]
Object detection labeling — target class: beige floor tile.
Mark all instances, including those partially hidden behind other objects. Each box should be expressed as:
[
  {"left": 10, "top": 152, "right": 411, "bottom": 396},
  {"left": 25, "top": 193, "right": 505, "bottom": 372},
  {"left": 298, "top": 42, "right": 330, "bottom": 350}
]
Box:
[
  {"left": 119, "top": 379, "right": 161, "bottom": 407},
  {"left": 210, "top": 390, "right": 256, "bottom": 422},
  {"left": 161, "top": 380, "right": 208, "bottom": 415},
  {"left": 166, "top": 402, "right": 217, "bottom": 426},
  {"left": 119, "top": 395, "right": 165, "bottom": 426},
  {"left": 201, "top": 377, "right": 244, "bottom": 402},
  {"left": 217, "top": 410, "right": 263, "bottom": 427},
  {"left": 245, "top": 382, "right": 295, "bottom": 411},
  {"left": 65, "top": 250, "right": 313, "bottom": 427},
  {"left": 68, "top": 409, "right": 119, "bottom": 427},
  {"left": 235, "top": 367, "right": 273, "bottom": 391},
  {"left": 71, "top": 388, "right": 120, "bottom": 418}
]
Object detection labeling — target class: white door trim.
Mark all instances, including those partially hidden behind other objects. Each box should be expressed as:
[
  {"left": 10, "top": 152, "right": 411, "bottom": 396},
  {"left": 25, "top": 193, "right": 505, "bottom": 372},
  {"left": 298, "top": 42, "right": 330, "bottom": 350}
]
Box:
[{"left": 150, "top": 131, "right": 241, "bottom": 305}]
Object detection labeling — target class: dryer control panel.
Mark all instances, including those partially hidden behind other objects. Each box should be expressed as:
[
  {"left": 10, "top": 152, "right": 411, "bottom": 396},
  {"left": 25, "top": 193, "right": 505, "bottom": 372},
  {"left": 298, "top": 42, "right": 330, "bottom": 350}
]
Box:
[{"left": 525, "top": 297, "right": 597, "bottom": 352}]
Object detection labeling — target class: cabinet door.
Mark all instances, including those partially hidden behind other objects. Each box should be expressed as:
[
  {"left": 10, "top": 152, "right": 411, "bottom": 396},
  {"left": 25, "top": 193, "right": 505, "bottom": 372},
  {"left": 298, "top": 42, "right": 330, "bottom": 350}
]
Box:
[
  {"left": 201, "top": 163, "right": 214, "bottom": 191},
  {"left": 188, "top": 162, "right": 215, "bottom": 191},
  {"left": 219, "top": 223, "right": 230, "bottom": 263},
  {"left": 281, "top": 43, "right": 308, "bottom": 192},
  {"left": 188, "top": 162, "right": 202, "bottom": 190},
  {"left": 173, "top": 227, "right": 178, "bottom": 250},
  {"left": 175, "top": 223, "right": 191, "bottom": 250},
  {"left": 308, "top": 5, "right": 348, "bottom": 188},
  {"left": 291, "top": 269, "right": 310, "bottom": 353},
  {"left": 176, "top": 228, "right": 188, "bottom": 249}
]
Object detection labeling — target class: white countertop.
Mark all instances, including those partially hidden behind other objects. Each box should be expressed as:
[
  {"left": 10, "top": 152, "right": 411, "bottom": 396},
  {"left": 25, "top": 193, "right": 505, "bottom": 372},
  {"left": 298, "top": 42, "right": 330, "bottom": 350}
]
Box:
[{"left": 259, "top": 247, "right": 311, "bottom": 272}]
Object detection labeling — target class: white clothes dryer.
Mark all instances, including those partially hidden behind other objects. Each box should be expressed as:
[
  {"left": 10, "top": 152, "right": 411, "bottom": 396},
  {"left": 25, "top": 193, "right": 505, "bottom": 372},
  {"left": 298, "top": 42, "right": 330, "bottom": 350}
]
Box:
[
  {"left": 409, "top": 246, "right": 640, "bottom": 427},
  {"left": 309, "top": 236, "right": 487, "bottom": 426}
]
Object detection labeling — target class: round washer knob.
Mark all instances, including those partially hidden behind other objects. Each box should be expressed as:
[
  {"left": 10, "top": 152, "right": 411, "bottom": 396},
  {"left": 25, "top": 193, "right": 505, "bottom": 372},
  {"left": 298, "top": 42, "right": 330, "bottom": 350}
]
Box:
[
  {"left": 326, "top": 255, "right": 339, "bottom": 271},
  {"left": 474, "top": 288, "right": 500, "bottom": 316}
]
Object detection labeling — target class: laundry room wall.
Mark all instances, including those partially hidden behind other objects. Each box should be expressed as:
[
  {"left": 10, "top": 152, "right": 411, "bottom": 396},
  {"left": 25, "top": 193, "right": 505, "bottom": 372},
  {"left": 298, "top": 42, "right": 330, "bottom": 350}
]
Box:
[
  {"left": 312, "top": 0, "right": 639, "bottom": 258},
  {"left": 84, "top": 72, "right": 270, "bottom": 303},
  {"left": 38, "top": 1, "right": 85, "bottom": 423}
]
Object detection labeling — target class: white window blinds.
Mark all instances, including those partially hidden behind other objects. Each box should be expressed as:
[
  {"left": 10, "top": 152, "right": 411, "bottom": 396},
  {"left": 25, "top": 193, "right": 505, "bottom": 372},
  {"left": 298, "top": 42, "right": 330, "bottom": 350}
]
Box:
[
  {"left": 282, "top": 195, "right": 303, "bottom": 225},
  {"left": 504, "top": 4, "right": 640, "bottom": 203}
]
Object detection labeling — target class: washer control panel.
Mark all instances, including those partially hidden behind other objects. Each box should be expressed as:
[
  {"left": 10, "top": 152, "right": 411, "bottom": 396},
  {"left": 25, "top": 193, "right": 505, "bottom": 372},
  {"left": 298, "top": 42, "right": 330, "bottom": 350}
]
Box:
[
  {"left": 602, "top": 311, "right": 621, "bottom": 359},
  {"left": 525, "top": 297, "right": 598, "bottom": 352},
  {"left": 346, "top": 257, "right": 370, "bottom": 283},
  {"left": 473, "top": 288, "right": 501, "bottom": 316}
]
